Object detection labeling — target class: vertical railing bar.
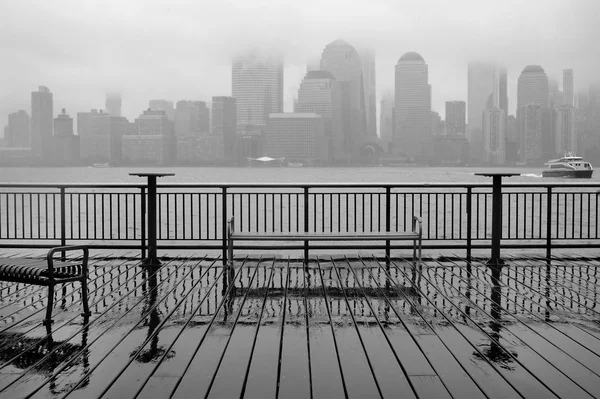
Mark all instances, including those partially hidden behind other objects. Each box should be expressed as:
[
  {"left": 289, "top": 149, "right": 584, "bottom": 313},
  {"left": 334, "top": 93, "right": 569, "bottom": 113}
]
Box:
[
  {"left": 304, "top": 187, "right": 309, "bottom": 261},
  {"left": 29, "top": 193, "right": 33, "bottom": 239},
  {"left": 450, "top": 193, "right": 453, "bottom": 239},
  {"left": 353, "top": 193, "right": 357, "bottom": 233},
  {"left": 189, "top": 193, "right": 193, "bottom": 240},
  {"left": 595, "top": 192, "right": 598, "bottom": 239},
  {"left": 515, "top": 193, "right": 518, "bottom": 240},
  {"left": 313, "top": 193, "right": 317, "bottom": 233},
  {"left": 37, "top": 193, "right": 41, "bottom": 239},
  {"left": 563, "top": 193, "right": 567, "bottom": 239},
  {"left": 53, "top": 193, "right": 57, "bottom": 239},
  {"left": 555, "top": 193, "right": 560, "bottom": 238},
  {"left": 587, "top": 193, "right": 591, "bottom": 239},
  {"left": 426, "top": 193, "right": 430, "bottom": 239},
  {"left": 578, "top": 193, "right": 582, "bottom": 239},
  {"left": 346, "top": 193, "right": 349, "bottom": 232},
  {"left": 475, "top": 193, "right": 480, "bottom": 240},
  {"left": 538, "top": 193, "right": 542, "bottom": 238},
  {"left": 108, "top": 192, "right": 112, "bottom": 240},
  {"left": 213, "top": 193, "right": 218, "bottom": 238},
  {"left": 165, "top": 193, "right": 169, "bottom": 240},
  {"left": 484, "top": 191, "right": 488, "bottom": 240},
  {"left": 458, "top": 192, "right": 462, "bottom": 240},
  {"left": 507, "top": 193, "right": 511, "bottom": 239},
  {"left": 21, "top": 194, "right": 25, "bottom": 239},
  {"left": 175, "top": 193, "right": 179, "bottom": 240},
  {"left": 101, "top": 193, "right": 105, "bottom": 240},
  {"left": 60, "top": 188, "right": 66, "bottom": 247},
  {"left": 117, "top": 193, "right": 121, "bottom": 240},
  {"left": 13, "top": 193, "right": 17, "bottom": 239},
  {"left": 0, "top": 193, "right": 3, "bottom": 239},
  {"left": 361, "top": 193, "right": 365, "bottom": 233},
  {"left": 77, "top": 194, "right": 81, "bottom": 240},
  {"left": 124, "top": 193, "right": 128, "bottom": 240},
  {"left": 207, "top": 193, "right": 211, "bottom": 239},
  {"left": 222, "top": 188, "right": 227, "bottom": 264},
  {"left": 546, "top": 187, "right": 552, "bottom": 260},
  {"left": 466, "top": 187, "right": 472, "bottom": 262},
  {"left": 132, "top": 192, "right": 136, "bottom": 241},
  {"left": 395, "top": 193, "right": 398, "bottom": 231},
  {"left": 199, "top": 193, "right": 204, "bottom": 237},
  {"left": 141, "top": 187, "right": 146, "bottom": 258},
  {"left": 93, "top": 194, "right": 97, "bottom": 240}
]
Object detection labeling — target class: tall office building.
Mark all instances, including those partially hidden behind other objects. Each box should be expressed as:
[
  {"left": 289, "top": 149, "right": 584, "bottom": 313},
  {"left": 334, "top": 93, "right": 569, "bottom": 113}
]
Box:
[
  {"left": 517, "top": 104, "right": 543, "bottom": 164},
  {"left": 499, "top": 68, "right": 508, "bottom": 116},
  {"left": 517, "top": 65, "right": 549, "bottom": 109},
  {"left": 358, "top": 47, "right": 377, "bottom": 138},
  {"left": 232, "top": 51, "right": 283, "bottom": 136},
  {"left": 563, "top": 69, "right": 574, "bottom": 107},
  {"left": 320, "top": 39, "right": 366, "bottom": 159},
  {"left": 517, "top": 65, "right": 549, "bottom": 164},
  {"left": 445, "top": 101, "right": 466, "bottom": 135},
  {"left": 467, "top": 62, "right": 496, "bottom": 157},
  {"left": 122, "top": 109, "right": 175, "bottom": 165},
  {"left": 52, "top": 108, "right": 79, "bottom": 165},
  {"left": 548, "top": 78, "right": 563, "bottom": 109},
  {"left": 174, "top": 101, "right": 209, "bottom": 137},
  {"left": 541, "top": 108, "right": 557, "bottom": 160},
  {"left": 149, "top": 100, "right": 174, "bottom": 121},
  {"left": 78, "top": 109, "right": 111, "bottom": 163},
  {"left": 296, "top": 70, "right": 342, "bottom": 163},
  {"left": 212, "top": 96, "right": 237, "bottom": 162},
  {"left": 31, "top": 86, "right": 53, "bottom": 159},
  {"left": 556, "top": 106, "right": 577, "bottom": 155},
  {"left": 483, "top": 107, "right": 506, "bottom": 164},
  {"left": 106, "top": 94, "right": 122, "bottom": 117},
  {"left": 6, "top": 110, "right": 30, "bottom": 148},
  {"left": 394, "top": 52, "right": 431, "bottom": 160},
  {"left": 379, "top": 92, "right": 394, "bottom": 149}
]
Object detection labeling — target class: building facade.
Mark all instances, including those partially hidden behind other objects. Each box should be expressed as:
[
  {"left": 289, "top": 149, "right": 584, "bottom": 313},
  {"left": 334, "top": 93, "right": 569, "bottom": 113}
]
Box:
[
  {"left": 232, "top": 51, "right": 283, "bottom": 136},
  {"left": 467, "top": 62, "right": 497, "bottom": 160},
  {"left": 517, "top": 65, "right": 549, "bottom": 110},
  {"left": 482, "top": 107, "right": 506, "bottom": 164},
  {"left": 31, "top": 86, "right": 53, "bottom": 160},
  {"left": 122, "top": 109, "right": 175, "bottom": 165},
  {"left": 358, "top": 47, "right": 377, "bottom": 139},
  {"left": 6, "top": 110, "right": 30, "bottom": 148},
  {"left": 445, "top": 101, "right": 466, "bottom": 135},
  {"left": 211, "top": 96, "right": 237, "bottom": 162},
  {"left": 296, "top": 70, "right": 342, "bottom": 163},
  {"left": 320, "top": 39, "right": 366, "bottom": 160},
  {"left": 556, "top": 106, "right": 577, "bottom": 156},
  {"left": 394, "top": 52, "right": 431, "bottom": 161},
  {"left": 518, "top": 104, "right": 543, "bottom": 164},
  {"left": 265, "top": 113, "right": 326, "bottom": 163},
  {"left": 105, "top": 94, "right": 122, "bottom": 117},
  {"left": 563, "top": 69, "right": 574, "bottom": 107},
  {"left": 379, "top": 92, "right": 394, "bottom": 150},
  {"left": 78, "top": 109, "right": 111, "bottom": 163},
  {"left": 149, "top": 100, "right": 174, "bottom": 121},
  {"left": 52, "top": 109, "right": 79, "bottom": 165}
]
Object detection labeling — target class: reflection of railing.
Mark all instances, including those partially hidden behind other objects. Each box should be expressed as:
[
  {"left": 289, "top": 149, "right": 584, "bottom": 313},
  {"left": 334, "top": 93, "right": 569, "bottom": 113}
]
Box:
[{"left": 1, "top": 183, "right": 599, "bottom": 261}]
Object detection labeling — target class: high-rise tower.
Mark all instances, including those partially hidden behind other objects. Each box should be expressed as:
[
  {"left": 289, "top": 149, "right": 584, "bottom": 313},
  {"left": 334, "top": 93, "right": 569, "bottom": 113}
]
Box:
[
  {"left": 563, "top": 69, "right": 574, "bottom": 107},
  {"left": 106, "top": 94, "right": 122, "bottom": 117},
  {"left": 394, "top": 52, "right": 431, "bottom": 160},
  {"left": 467, "top": 62, "right": 496, "bottom": 158},
  {"left": 232, "top": 51, "right": 283, "bottom": 136},
  {"left": 517, "top": 65, "right": 549, "bottom": 164},
  {"left": 517, "top": 65, "right": 549, "bottom": 109},
  {"left": 30, "top": 86, "right": 53, "bottom": 160},
  {"left": 445, "top": 101, "right": 466, "bottom": 135},
  {"left": 357, "top": 47, "right": 377, "bottom": 139},
  {"left": 320, "top": 39, "right": 366, "bottom": 159}
]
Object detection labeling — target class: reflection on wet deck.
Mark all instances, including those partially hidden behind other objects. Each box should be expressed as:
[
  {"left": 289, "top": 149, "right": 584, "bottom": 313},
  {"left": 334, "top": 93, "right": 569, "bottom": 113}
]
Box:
[{"left": 0, "top": 253, "right": 599, "bottom": 398}]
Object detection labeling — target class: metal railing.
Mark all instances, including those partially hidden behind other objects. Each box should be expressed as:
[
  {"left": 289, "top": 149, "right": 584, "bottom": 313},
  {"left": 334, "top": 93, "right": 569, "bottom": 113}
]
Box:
[{"left": 1, "top": 182, "right": 599, "bottom": 261}]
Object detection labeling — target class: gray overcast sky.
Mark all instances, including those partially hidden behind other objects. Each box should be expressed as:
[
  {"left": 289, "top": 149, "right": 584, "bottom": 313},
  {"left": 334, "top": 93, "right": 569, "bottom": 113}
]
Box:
[{"left": 1, "top": 0, "right": 599, "bottom": 128}]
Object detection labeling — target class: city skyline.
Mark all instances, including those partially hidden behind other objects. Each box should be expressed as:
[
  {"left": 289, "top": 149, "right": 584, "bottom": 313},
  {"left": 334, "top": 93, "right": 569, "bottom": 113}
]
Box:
[{"left": 1, "top": 0, "right": 599, "bottom": 125}]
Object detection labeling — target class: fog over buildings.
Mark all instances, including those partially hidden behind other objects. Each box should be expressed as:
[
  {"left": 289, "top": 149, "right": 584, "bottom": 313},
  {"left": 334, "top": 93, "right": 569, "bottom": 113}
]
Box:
[{"left": 1, "top": 0, "right": 600, "bottom": 165}]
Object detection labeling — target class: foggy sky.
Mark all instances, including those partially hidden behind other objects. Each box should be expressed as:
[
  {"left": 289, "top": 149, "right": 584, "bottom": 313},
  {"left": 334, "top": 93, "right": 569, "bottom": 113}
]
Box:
[{"left": 1, "top": 0, "right": 599, "bottom": 128}]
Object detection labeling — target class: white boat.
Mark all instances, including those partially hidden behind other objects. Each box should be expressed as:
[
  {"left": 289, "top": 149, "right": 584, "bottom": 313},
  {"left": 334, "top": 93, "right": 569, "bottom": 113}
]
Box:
[
  {"left": 92, "top": 163, "right": 110, "bottom": 168},
  {"left": 542, "top": 155, "right": 593, "bottom": 178},
  {"left": 287, "top": 162, "right": 303, "bottom": 168}
]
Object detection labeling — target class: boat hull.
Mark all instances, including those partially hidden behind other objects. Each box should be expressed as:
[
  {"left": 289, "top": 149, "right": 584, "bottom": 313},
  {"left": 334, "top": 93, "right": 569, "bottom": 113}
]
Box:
[{"left": 542, "top": 169, "right": 593, "bottom": 178}]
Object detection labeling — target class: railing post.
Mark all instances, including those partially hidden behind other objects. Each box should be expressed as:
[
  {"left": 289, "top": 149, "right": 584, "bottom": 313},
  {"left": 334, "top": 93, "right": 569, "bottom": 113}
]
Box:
[
  {"left": 141, "top": 187, "right": 146, "bottom": 259},
  {"left": 222, "top": 187, "right": 227, "bottom": 266},
  {"left": 304, "top": 186, "right": 309, "bottom": 264},
  {"left": 385, "top": 186, "right": 391, "bottom": 261},
  {"left": 60, "top": 187, "right": 66, "bottom": 261},
  {"left": 546, "top": 187, "right": 552, "bottom": 261},
  {"left": 466, "top": 186, "right": 472, "bottom": 266}
]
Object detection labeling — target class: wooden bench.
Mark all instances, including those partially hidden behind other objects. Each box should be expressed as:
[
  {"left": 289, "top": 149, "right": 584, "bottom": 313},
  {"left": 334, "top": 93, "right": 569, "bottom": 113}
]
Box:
[
  {"left": 0, "top": 246, "right": 91, "bottom": 325},
  {"left": 226, "top": 216, "right": 422, "bottom": 268}
]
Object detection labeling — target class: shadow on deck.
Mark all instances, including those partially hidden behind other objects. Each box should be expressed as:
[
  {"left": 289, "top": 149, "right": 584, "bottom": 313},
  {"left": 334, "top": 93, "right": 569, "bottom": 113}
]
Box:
[{"left": 0, "top": 252, "right": 599, "bottom": 398}]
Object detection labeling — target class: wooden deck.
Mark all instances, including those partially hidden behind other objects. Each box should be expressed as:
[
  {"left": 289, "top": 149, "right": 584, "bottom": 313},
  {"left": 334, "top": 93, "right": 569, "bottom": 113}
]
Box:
[{"left": 0, "top": 252, "right": 599, "bottom": 398}]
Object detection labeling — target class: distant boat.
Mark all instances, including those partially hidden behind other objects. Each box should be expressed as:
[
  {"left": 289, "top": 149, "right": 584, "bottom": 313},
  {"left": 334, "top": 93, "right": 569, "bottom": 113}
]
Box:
[
  {"left": 92, "top": 163, "right": 110, "bottom": 168},
  {"left": 287, "top": 162, "right": 303, "bottom": 168},
  {"left": 542, "top": 154, "right": 593, "bottom": 178}
]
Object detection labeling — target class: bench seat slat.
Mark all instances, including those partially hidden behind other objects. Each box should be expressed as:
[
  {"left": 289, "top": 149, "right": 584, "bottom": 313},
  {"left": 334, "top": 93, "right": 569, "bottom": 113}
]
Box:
[{"left": 232, "top": 232, "right": 419, "bottom": 241}]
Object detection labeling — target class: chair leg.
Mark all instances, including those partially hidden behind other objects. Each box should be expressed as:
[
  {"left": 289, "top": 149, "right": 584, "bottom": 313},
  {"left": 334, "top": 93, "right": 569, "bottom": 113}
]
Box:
[
  {"left": 81, "top": 278, "right": 91, "bottom": 318},
  {"left": 43, "top": 285, "right": 54, "bottom": 326}
]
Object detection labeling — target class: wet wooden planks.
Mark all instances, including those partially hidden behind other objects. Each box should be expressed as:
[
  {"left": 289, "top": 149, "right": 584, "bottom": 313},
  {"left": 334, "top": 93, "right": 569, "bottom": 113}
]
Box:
[{"left": 0, "top": 253, "right": 598, "bottom": 398}]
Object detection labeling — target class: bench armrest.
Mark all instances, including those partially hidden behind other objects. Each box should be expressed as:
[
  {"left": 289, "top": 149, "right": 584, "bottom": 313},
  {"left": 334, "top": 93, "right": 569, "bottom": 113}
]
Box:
[
  {"left": 412, "top": 216, "right": 422, "bottom": 237},
  {"left": 227, "top": 216, "right": 235, "bottom": 238},
  {"left": 46, "top": 245, "right": 89, "bottom": 279}
]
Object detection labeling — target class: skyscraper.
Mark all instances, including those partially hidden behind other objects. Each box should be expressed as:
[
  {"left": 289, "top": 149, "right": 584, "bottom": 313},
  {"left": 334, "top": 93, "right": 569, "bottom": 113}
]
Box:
[
  {"left": 517, "top": 65, "right": 549, "bottom": 164},
  {"left": 6, "top": 110, "right": 30, "bottom": 148},
  {"left": 232, "top": 51, "right": 283, "bottom": 136},
  {"left": 556, "top": 106, "right": 577, "bottom": 155},
  {"left": 483, "top": 107, "right": 506, "bottom": 164},
  {"left": 563, "top": 69, "right": 574, "bottom": 107},
  {"left": 467, "top": 62, "right": 496, "bottom": 157},
  {"left": 498, "top": 68, "right": 508, "bottom": 116},
  {"left": 394, "top": 52, "right": 431, "bottom": 160},
  {"left": 149, "top": 100, "right": 174, "bottom": 121},
  {"left": 445, "top": 101, "right": 466, "bottom": 135},
  {"left": 106, "top": 93, "right": 122, "bottom": 117},
  {"left": 379, "top": 92, "right": 394, "bottom": 149},
  {"left": 212, "top": 96, "right": 237, "bottom": 162},
  {"left": 320, "top": 39, "right": 366, "bottom": 159},
  {"left": 518, "top": 104, "right": 543, "bottom": 164},
  {"left": 296, "top": 70, "right": 342, "bottom": 163},
  {"left": 52, "top": 108, "right": 79, "bottom": 165},
  {"left": 31, "top": 86, "right": 53, "bottom": 159},
  {"left": 517, "top": 65, "right": 549, "bottom": 109},
  {"left": 265, "top": 113, "right": 326, "bottom": 163},
  {"left": 358, "top": 47, "right": 377, "bottom": 139},
  {"left": 548, "top": 77, "right": 563, "bottom": 109},
  {"left": 174, "top": 101, "right": 209, "bottom": 137}
]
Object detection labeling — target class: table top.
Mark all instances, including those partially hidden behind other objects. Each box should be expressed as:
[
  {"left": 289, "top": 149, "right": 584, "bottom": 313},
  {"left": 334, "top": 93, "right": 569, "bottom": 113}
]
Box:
[
  {"left": 474, "top": 173, "right": 521, "bottom": 177},
  {"left": 129, "top": 173, "right": 175, "bottom": 178}
]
